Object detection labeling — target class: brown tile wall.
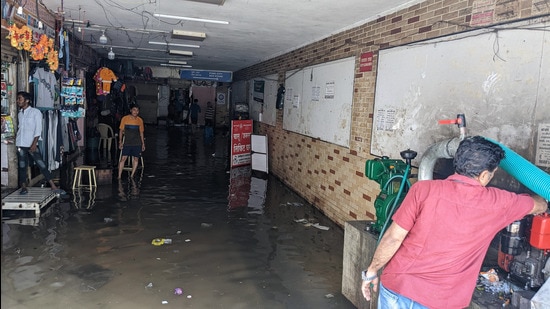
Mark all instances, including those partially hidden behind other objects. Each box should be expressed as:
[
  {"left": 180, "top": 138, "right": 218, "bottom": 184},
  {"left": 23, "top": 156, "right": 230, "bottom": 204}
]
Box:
[{"left": 234, "top": 0, "right": 549, "bottom": 227}]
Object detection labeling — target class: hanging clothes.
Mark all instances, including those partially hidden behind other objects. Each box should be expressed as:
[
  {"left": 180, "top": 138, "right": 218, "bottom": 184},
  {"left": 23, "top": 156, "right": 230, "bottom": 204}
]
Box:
[
  {"left": 64, "top": 30, "right": 70, "bottom": 70},
  {"left": 30, "top": 67, "right": 57, "bottom": 108},
  {"left": 93, "top": 67, "right": 118, "bottom": 95}
]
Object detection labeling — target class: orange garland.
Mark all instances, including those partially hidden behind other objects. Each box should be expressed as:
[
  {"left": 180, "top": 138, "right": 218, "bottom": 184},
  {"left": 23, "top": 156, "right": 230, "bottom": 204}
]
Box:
[
  {"left": 7, "top": 24, "right": 32, "bottom": 51},
  {"left": 30, "top": 34, "right": 50, "bottom": 60},
  {"left": 6, "top": 24, "right": 59, "bottom": 72}
]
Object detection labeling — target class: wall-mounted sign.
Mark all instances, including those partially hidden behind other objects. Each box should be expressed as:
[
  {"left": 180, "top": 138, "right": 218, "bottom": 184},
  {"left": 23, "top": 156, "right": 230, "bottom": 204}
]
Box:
[
  {"left": 360, "top": 52, "right": 374, "bottom": 72},
  {"left": 180, "top": 69, "right": 233, "bottom": 82},
  {"left": 253, "top": 80, "right": 265, "bottom": 103}
]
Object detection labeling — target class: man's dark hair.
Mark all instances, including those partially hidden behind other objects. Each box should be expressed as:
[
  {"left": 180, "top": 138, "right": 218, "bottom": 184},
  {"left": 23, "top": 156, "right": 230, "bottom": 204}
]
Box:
[
  {"left": 17, "top": 91, "right": 32, "bottom": 103},
  {"left": 454, "top": 136, "right": 505, "bottom": 177},
  {"left": 129, "top": 103, "right": 140, "bottom": 109}
]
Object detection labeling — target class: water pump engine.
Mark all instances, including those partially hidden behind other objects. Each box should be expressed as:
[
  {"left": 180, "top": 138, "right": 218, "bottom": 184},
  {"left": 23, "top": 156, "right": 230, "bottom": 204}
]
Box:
[
  {"left": 498, "top": 213, "right": 550, "bottom": 289},
  {"left": 365, "top": 149, "right": 417, "bottom": 234}
]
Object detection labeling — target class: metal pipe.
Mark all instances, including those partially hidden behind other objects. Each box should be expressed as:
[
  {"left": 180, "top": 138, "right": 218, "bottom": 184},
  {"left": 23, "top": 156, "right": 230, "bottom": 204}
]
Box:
[{"left": 417, "top": 137, "right": 461, "bottom": 181}]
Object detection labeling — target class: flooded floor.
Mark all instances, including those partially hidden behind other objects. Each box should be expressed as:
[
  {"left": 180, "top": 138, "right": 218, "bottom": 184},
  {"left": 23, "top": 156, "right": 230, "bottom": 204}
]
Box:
[{"left": 1, "top": 126, "right": 355, "bottom": 309}]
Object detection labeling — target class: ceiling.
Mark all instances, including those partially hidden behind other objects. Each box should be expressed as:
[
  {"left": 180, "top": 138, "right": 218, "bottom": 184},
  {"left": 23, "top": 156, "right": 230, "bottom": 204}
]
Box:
[{"left": 37, "top": 0, "right": 422, "bottom": 73}]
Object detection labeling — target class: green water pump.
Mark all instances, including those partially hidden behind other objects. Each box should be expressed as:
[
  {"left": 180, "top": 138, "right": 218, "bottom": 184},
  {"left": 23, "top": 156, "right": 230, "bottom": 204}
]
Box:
[{"left": 365, "top": 149, "right": 417, "bottom": 234}]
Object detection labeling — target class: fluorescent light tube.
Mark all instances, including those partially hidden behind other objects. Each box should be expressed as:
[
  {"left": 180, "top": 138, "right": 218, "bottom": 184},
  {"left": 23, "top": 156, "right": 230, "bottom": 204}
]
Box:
[
  {"left": 171, "top": 30, "right": 206, "bottom": 41},
  {"left": 168, "top": 60, "right": 188, "bottom": 65},
  {"left": 169, "top": 50, "right": 194, "bottom": 56},
  {"left": 154, "top": 13, "right": 229, "bottom": 25},
  {"left": 161, "top": 63, "right": 192, "bottom": 68},
  {"left": 148, "top": 41, "right": 200, "bottom": 48}
]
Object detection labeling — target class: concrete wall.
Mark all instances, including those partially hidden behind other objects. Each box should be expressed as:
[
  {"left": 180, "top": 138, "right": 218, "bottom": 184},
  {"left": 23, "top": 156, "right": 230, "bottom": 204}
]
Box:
[{"left": 233, "top": 0, "right": 550, "bottom": 228}]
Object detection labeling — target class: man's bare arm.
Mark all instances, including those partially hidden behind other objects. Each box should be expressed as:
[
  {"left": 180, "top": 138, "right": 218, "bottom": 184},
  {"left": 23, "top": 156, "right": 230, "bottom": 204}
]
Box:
[{"left": 529, "top": 195, "right": 548, "bottom": 215}]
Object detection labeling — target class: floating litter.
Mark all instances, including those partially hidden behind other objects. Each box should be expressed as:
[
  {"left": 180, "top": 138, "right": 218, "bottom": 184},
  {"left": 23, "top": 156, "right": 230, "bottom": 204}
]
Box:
[{"left": 174, "top": 287, "right": 183, "bottom": 295}]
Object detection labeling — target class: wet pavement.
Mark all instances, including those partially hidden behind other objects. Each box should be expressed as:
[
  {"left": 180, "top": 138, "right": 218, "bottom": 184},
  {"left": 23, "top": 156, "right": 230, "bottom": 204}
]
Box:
[{"left": 1, "top": 125, "right": 355, "bottom": 309}]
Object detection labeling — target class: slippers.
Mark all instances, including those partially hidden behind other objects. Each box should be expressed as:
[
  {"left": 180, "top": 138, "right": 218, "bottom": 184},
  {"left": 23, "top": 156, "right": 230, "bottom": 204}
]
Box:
[
  {"left": 52, "top": 189, "right": 67, "bottom": 195},
  {"left": 20, "top": 188, "right": 28, "bottom": 195}
]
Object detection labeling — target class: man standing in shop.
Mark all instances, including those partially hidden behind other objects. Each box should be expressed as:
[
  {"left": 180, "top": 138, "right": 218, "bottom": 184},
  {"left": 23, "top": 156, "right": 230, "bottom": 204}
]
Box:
[
  {"left": 118, "top": 104, "right": 145, "bottom": 179},
  {"left": 15, "top": 91, "right": 64, "bottom": 195}
]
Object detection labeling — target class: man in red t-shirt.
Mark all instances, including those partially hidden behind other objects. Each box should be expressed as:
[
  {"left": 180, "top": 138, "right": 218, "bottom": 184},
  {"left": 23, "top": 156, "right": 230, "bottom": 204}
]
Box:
[{"left": 361, "top": 136, "right": 548, "bottom": 309}]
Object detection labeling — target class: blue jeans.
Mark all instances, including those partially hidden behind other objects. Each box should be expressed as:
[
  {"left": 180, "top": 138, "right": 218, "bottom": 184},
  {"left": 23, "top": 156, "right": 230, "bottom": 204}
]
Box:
[
  {"left": 17, "top": 146, "right": 53, "bottom": 186},
  {"left": 379, "top": 283, "right": 429, "bottom": 309}
]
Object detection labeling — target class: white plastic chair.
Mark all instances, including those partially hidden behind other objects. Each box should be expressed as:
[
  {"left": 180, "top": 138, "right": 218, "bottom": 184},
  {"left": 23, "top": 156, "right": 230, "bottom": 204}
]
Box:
[{"left": 98, "top": 123, "right": 115, "bottom": 159}]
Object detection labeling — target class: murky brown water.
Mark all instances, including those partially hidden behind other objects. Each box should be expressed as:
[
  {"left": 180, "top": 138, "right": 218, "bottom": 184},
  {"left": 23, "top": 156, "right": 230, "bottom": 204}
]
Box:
[{"left": 2, "top": 126, "right": 355, "bottom": 309}]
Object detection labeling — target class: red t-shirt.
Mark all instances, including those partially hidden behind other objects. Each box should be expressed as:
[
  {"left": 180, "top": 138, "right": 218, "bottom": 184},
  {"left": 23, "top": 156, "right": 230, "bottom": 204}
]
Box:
[{"left": 381, "top": 174, "right": 533, "bottom": 309}]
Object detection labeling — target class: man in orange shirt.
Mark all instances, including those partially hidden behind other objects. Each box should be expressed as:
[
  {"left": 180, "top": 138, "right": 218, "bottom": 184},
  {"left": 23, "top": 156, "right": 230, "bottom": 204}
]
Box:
[{"left": 118, "top": 104, "right": 145, "bottom": 179}]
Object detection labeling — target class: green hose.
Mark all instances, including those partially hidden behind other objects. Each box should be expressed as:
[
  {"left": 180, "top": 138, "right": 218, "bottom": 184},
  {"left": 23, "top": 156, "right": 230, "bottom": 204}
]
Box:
[{"left": 378, "top": 164, "right": 411, "bottom": 243}]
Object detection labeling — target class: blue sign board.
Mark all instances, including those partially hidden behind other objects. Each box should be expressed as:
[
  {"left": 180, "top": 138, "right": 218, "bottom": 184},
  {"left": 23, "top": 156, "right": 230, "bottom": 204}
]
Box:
[{"left": 180, "top": 69, "right": 233, "bottom": 82}]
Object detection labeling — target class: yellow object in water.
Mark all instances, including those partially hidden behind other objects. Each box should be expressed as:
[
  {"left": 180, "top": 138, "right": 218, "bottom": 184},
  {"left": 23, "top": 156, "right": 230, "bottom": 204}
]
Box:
[{"left": 151, "top": 238, "right": 164, "bottom": 246}]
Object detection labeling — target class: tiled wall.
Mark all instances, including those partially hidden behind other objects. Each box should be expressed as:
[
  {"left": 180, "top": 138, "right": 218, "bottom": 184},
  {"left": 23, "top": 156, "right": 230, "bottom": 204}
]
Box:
[{"left": 234, "top": 0, "right": 550, "bottom": 227}]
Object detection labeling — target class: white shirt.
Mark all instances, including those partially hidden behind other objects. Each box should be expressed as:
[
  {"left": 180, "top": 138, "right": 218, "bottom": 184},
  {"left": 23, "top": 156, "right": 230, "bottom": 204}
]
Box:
[{"left": 16, "top": 106, "right": 43, "bottom": 147}]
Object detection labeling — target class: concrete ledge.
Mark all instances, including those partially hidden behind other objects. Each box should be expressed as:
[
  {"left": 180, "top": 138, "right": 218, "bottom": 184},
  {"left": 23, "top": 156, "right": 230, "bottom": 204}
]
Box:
[{"left": 342, "top": 220, "right": 378, "bottom": 309}]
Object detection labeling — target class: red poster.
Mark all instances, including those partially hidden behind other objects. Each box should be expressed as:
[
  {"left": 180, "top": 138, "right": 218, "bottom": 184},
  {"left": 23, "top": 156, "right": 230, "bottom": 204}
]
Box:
[
  {"left": 360, "top": 52, "right": 374, "bottom": 72},
  {"left": 230, "top": 120, "right": 253, "bottom": 167}
]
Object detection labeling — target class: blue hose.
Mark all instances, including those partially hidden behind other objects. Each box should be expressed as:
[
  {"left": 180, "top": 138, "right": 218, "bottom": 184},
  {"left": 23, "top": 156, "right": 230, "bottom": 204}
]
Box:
[{"left": 485, "top": 138, "right": 550, "bottom": 201}]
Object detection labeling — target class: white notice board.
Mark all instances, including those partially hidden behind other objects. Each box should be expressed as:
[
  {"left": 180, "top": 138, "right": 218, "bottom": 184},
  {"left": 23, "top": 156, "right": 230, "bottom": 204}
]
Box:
[
  {"left": 371, "top": 20, "right": 550, "bottom": 164},
  {"left": 249, "top": 74, "right": 278, "bottom": 126},
  {"left": 283, "top": 57, "right": 355, "bottom": 147}
]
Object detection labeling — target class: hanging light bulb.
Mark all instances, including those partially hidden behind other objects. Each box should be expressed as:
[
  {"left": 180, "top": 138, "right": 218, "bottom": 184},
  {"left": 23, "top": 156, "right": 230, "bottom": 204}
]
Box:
[
  {"left": 38, "top": 21, "right": 43, "bottom": 29},
  {"left": 99, "top": 30, "right": 108, "bottom": 45},
  {"left": 108, "top": 47, "right": 115, "bottom": 60},
  {"left": 77, "top": 26, "right": 82, "bottom": 32},
  {"left": 17, "top": 6, "right": 23, "bottom": 14}
]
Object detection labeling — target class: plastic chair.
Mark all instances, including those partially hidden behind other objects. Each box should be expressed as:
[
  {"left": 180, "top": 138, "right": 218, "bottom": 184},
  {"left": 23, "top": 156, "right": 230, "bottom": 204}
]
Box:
[{"left": 97, "top": 123, "right": 115, "bottom": 158}]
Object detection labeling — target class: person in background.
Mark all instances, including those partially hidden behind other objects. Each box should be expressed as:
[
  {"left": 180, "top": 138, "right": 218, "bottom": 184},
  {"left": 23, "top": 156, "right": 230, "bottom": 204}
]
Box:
[
  {"left": 189, "top": 98, "right": 201, "bottom": 132},
  {"left": 118, "top": 104, "right": 145, "bottom": 179},
  {"left": 204, "top": 101, "right": 215, "bottom": 127},
  {"left": 175, "top": 92, "right": 184, "bottom": 124},
  {"left": 167, "top": 99, "right": 176, "bottom": 126},
  {"left": 15, "top": 91, "right": 64, "bottom": 195},
  {"left": 361, "top": 136, "right": 548, "bottom": 309}
]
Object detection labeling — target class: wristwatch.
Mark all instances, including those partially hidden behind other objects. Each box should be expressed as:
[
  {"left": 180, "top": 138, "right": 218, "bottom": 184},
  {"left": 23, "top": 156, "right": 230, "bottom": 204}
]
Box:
[{"left": 361, "top": 270, "right": 377, "bottom": 281}]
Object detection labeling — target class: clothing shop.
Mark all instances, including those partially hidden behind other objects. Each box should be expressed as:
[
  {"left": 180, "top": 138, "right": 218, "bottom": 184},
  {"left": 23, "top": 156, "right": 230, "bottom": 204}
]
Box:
[{"left": 0, "top": 1, "right": 127, "bottom": 189}]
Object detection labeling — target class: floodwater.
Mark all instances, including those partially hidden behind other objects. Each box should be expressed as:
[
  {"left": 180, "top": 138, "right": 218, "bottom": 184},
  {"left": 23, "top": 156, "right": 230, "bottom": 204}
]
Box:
[{"left": 1, "top": 125, "right": 356, "bottom": 309}]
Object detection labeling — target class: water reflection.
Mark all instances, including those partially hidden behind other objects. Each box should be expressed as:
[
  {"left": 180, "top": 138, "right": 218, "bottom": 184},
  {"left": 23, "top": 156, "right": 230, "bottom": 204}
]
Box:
[
  {"left": 72, "top": 188, "right": 96, "bottom": 209},
  {"left": 117, "top": 169, "right": 143, "bottom": 202}
]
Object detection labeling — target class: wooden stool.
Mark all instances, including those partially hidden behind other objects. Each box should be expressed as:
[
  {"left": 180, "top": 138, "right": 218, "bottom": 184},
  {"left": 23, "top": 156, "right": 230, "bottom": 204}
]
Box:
[{"left": 72, "top": 165, "right": 97, "bottom": 190}]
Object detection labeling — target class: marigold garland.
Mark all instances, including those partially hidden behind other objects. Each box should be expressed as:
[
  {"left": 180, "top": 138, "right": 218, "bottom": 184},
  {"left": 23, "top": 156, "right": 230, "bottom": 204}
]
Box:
[
  {"left": 7, "top": 24, "right": 59, "bottom": 72},
  {"left": 46, "top": 49, "right": 59, "bottom": 71},
  {"left": 30, "top": 34, "right": 50, "bottom": 60},
  {"left": 7, "top": 24, "right": 32, "bottom": 51}
]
